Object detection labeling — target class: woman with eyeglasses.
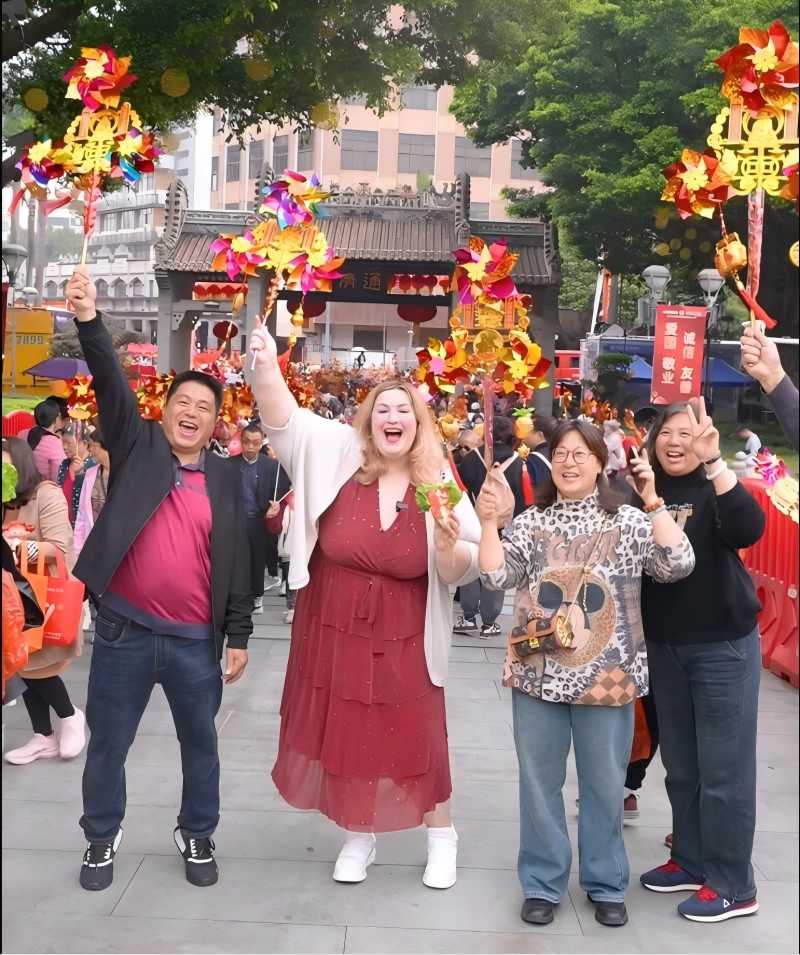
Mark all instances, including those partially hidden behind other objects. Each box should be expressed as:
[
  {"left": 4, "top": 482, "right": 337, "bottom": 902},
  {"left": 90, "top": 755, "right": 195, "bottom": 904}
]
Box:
[{"left": 476, "top": 420, "right": 694, "bottom": 928}]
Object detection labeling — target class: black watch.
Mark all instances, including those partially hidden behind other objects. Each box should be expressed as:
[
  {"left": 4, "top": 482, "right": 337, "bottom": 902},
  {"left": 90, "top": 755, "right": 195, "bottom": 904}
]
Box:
[{"left": 704, "top": 455, "right": 722, "bottom": 466}]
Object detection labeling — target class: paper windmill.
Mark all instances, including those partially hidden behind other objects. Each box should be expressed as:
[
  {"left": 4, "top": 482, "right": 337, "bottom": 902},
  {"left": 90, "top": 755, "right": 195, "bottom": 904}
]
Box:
[
  {"left": 285, "top": 231, "right": 345, "bottom": 294},
  {"left": 661, "top": 149, "right": 733, "bottom": 219},
  {"left": 259, "top": 170, "right": 331, "bottom": 229},
  {"left": 210, "top": 231, "right": 269, "bottom": 281},
  {"left": 451, "top": 237, "right": 519, "bottom": 305},
  {"left": 64, "top": 46, "right": 137, "bottom": 112},
  {"left": 715, "top": 20, "right": 799, "bottom": 113},
  {"left": 112, "top": 129, "right": 160, "bottom": 184}
]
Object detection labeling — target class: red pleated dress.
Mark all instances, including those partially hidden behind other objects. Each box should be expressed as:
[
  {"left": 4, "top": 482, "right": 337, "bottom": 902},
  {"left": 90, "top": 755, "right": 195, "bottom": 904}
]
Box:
[{"left": 271, "top": 477, "right": 452, "bottom": 832}]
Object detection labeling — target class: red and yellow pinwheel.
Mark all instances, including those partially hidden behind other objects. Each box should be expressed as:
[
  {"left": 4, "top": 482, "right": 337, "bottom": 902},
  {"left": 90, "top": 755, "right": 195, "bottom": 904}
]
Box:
[
  {"left": 285, "top": 231, "right": 345, "bottom": 294},
  {"left": 451, "top": 237, "right": 519, "bottom": 305},
  {"left": 661, "top": 149, "right": 733, "bottom": 219},
  {"left": 209, "top": 232, "right": 268, "bottom": 281},
  {"left": 715, "top": 20, "right": 799, "bottom": 113},
  {"left": 63, "top": 46, "right": 137, "bottom": 112}
]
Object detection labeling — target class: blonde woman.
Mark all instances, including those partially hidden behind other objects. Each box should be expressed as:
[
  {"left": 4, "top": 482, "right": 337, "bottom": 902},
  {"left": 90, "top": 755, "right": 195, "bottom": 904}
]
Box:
[{"left": 250, "top": 325, "right": 480, "bottom": 889}]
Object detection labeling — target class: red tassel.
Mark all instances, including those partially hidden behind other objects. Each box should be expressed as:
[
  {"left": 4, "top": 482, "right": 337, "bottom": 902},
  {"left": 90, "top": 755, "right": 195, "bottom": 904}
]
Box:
[
  {"left": 40, "top": 195, "right": 73, "bottom": 218},
  {"left": 8, "top": 188, "right": 25, "bottom": 217},
  {"left": 83, "top": 171, "right": 102, "bottom": 239},
  {"left": 447, "top": 448, "right": 467, "bottom": 493},
  {"left": 733, "top": 279, "right": 777, "bottom": 329},
  {"left": 520, "top": 462, "right": 535, "bottom": 507}
]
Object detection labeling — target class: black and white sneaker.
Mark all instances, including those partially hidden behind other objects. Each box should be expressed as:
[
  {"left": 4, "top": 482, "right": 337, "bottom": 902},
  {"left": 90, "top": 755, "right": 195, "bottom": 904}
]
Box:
[
  {"left": 173, "top": 826, "right": 219, "bottom": 886},
  {"left": 79, "top": 828, "right": 123, "bottom": 891},
  {"left": 453, "top": 615, "right": 478, "bottom": 634},
  {"left": 480, "top": 622, "right": 502, "bottom": 640}
]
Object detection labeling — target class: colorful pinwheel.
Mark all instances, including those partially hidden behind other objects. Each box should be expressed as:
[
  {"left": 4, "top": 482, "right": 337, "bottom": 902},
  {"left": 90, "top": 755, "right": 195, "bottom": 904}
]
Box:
[
  {"left": 715, "top": 20, "right": 799, "bottom": 113},
  {"left": 111, "top": 129, "right": 160, "bottom": 183},
  {"left": 661, "top": 149, "right": 733, "bottom": 219},
  {"left": 285, "top": 231, "right": 345, "bottom": 293},
  {"left": 259, "top": 170, "right": 331, "bottom": 229},
  {"left": 63, "top": 46, "right": 137, "bottom": 112},
  {"left": 451, "top": 237, "right": 520, "bottom": 305},
  {"left": 209, "top": 231, "right": 269, "bottom": 281}
]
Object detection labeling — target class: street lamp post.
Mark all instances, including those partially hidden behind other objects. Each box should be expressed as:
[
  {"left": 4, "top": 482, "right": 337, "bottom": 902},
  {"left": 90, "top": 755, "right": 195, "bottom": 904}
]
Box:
[
  {"left": 641, "top": 264, "right": 671, "bottom": 335},
  {"left": 2, "top": 243, "right": 29, "bottom": 384},
  {"left": 697, "top": 268, "right": 725, "bottom": 403}
]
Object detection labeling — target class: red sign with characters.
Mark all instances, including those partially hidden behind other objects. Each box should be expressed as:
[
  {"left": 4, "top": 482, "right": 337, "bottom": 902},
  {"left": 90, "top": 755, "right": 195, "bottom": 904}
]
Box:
[{"left": 650, "top": 304, "right": 707, "bottom": 405}]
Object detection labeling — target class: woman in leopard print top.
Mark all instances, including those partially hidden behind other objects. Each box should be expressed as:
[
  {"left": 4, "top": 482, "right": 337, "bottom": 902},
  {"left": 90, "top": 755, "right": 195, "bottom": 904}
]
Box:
[{"left": 477, "top": 420, "right": 694, "bottom": 928}]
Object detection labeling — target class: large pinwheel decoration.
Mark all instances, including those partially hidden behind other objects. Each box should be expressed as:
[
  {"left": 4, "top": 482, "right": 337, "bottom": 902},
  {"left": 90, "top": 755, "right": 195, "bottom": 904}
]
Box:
[
  {"left": 211, "top": 170, "right": 346, "bottom": 351},
  {"left": 658, "top": 19, "right": 798, "bottom": 329},
  {"left": 13, "top": 47, "right": 161, "bottom": 263},
  {"left": 416, "top": 236, "right": 549, "bottom": 467}
]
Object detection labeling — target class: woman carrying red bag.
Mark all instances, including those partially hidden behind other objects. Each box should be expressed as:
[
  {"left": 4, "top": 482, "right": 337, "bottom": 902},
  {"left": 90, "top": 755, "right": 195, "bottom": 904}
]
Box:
[{"left": 2, "top": 438, "right": 86, "bottom": 765}]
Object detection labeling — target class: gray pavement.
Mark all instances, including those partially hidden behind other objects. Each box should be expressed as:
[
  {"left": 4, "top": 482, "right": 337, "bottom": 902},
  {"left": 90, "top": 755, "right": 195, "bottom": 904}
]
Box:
[{"left": 2, "top": 593, "right": 798, "bottom": 955}]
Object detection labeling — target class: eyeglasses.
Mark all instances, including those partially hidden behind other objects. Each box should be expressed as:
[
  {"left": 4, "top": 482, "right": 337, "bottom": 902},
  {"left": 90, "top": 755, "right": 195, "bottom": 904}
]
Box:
[{"left": 552, "top": 448, "right": 595, "bottom": 465}]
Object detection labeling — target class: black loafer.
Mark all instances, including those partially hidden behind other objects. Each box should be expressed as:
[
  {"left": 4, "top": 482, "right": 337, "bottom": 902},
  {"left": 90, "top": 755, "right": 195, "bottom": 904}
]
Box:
[
  {"left": 590, "top": 897, "right": 628, "bottom": 927},
  {"left": 521, "top": 897, "right": 556, "bottom": 924}
]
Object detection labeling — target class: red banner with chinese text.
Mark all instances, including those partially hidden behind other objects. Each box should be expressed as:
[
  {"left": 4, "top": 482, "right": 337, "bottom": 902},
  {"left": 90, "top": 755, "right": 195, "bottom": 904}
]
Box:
[{"left": 650, "top": 304, "right": 707, "bottom": 405}]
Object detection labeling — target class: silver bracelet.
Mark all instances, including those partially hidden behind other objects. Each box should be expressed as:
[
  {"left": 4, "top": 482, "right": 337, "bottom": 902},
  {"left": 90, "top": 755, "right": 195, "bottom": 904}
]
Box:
[
  {"left": 646, "top": 505, "right": 667, "bottom": 519},
  {"left": 705, "top": 460, "right": 727, "bottom": 481}
]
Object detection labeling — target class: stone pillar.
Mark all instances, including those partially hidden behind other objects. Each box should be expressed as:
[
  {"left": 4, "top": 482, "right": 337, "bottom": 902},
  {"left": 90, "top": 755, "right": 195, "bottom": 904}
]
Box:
[{"left": 530, "top": 284, "right": 559, "bottom": 416}]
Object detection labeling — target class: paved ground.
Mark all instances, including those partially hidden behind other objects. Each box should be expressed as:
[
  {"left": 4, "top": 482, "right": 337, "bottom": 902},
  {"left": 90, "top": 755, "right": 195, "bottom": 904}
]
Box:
[{"left": 2, "top": 592, "right": 798, "bottom": 954}]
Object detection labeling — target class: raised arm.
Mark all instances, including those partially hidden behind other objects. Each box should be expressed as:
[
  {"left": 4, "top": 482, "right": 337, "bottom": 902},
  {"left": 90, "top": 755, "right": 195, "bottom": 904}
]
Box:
[
  {"left": 65, "top": 267, "right": 143, "bottom": 463},
  {"left": 740, "top": 325, "right": 798, "bottom": 450},
  {"left": 249, "top": 325, "right": 298, "bottom": 429}
]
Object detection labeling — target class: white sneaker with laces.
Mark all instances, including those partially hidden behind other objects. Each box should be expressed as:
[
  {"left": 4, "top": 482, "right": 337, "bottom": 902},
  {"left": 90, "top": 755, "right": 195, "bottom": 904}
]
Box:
[
  {"left": 333, "top": 832, "right": 376, "bottom": 883},
  {"left": 423, "top": 825, "right": 458, "bottom": 889}
]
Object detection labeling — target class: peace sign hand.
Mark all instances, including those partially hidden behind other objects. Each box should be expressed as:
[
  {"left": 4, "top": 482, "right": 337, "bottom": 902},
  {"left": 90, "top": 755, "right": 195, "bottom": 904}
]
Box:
[{"left": 686, "top": 397, "right": 720, "bottom": 464}]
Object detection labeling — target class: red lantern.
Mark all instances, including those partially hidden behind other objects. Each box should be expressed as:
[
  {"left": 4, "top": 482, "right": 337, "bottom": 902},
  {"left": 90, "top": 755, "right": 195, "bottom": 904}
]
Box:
[
  {"left": 410, "top": 275, "right": 425, "bottom": 293},
  {"left": 286, "top": 293, "right": 326, "bottom": 319},
  {"left": 397, "top": 304, "right": 438, "bottom": 324},
  {"left": 398, "top": 274, "right": 412, "bottom": 293},
  {"left": 212, "top": 320, "right": 239, "bottom": 342}
]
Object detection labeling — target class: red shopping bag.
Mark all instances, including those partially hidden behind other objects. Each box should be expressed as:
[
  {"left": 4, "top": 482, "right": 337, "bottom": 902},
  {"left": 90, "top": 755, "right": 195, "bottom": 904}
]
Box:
[
  {"left": 41, "top": 551, "right": 84, "bottom": 648},
  {"left": 2, "top": 570, "right": 29, "bottom": 696},
  {"left": 17, "top": 550, "right": 47, "bottom": 651}
]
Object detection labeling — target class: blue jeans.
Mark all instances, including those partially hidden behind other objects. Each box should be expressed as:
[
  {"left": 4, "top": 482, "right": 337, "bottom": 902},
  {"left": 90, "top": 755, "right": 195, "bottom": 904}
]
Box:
[
  {"left": 512, "top": 689, "right": 634, "bottom": 903},
  {"left": 80, "top": 609, "right": 223, "bottom": 843},
  {"left": 646, "top": 628, "right": 760, "bottom": 901}
]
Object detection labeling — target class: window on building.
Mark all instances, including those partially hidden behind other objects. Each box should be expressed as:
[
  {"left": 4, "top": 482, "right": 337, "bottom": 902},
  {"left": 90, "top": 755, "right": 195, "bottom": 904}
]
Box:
[
  {"left": 131, "top": 278, "right": 144, "bottom": 297},
  {"left": 95, "top": 279, "right": 109, "bottom": 297},
  {"left": 226, "top": 144, "right": 241, "bottom": 182},
  {"left": 175, "top": 167, "right": 190, "bottom": 177},
  {"left": 248, "top": 139, "right": 264, "bottom": 179},
  {"left": 100, "top": 214, "right": 113, "bottom": 233},
  {"left": 113, "top": 279, "right": 127, "bottom": 298},
  {"left": 511, "top": 139, "right": 538, "bottom": 180},
  {"left": 469, "top": 202, "right": 490, "bottom": 219},
  {"left": 353, "top": 327, "right": 384, "bottom": 351},
  {"left": 273, "top": 135, "right": 289, "bottom": 174},
  {"left": 400, "top": 85, "right": 437, "bottom": 110},
  {"left": 341, "top": 130, "right": 378, "bottom": 171},
  {"left": 297, "top": 130, "right": 314, "bottom": 170},
  {"left": 211, "top": 156, "right": 219, "bottom": 191},
  {"left": 398, "top": 134, "right": 435, "bottom": 174},
  {"left": 455, "top": 137, "right": 492, "bottom": 177},
  {"left": 149, "top": 280, "right": 156, "bottom": 297}
]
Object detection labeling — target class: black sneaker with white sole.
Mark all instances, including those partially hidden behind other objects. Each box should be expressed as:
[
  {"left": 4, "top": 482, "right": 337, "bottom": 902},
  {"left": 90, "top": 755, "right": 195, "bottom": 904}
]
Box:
[
  {"left": 453, "top": 615, "right": 478, "bottom": 634},
  {"left": 173, "top": 826, "right": 219, "bottom": 886},
  {"left": 480, "top": 622, "right": 502, "bottom": 639},
  {"left": 79, "top": 828, "right": 123, "bottom": 891}
]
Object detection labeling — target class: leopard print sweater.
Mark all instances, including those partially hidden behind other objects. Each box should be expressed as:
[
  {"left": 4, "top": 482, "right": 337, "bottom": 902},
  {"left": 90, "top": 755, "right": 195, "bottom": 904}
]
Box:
[{"left": 482, "top": 492, "right": 695, "bottom": 705}]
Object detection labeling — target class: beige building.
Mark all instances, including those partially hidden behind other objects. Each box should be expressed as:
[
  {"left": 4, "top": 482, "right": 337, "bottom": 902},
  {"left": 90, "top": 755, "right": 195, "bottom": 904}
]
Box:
[{"left": 210, "top": 86, "right": 545, "bottom": 219}]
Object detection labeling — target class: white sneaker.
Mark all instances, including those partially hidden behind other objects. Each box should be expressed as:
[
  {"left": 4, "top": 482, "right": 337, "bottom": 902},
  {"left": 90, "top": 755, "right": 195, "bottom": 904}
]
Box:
[
  {"left": 58, "top": 707, "right": 87, "bottom": 759},
  {"left": 283, "top": 609, "right": 294, "bottom": 624},
  {"left": 423, "top": 825, "right": 458, "bottom": 889},
  {"left": 4, "top": 733, "right": 60, "bottom": 765},
  {"left": 264, "top": 577, "right": 281, "bottom": 592},
  {"left": 253, "top": 597, "right": 264, "bottom": 615},
  {"left": 333, "top": 832, "right": 376, "bottom": 883}
]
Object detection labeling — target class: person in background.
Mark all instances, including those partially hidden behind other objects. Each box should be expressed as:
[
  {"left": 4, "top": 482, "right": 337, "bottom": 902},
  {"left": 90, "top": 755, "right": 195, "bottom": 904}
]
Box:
[
  {"left": 2, "top": 438, "right": 86, "bottom": 767},
  {"left": 523, "top": 415, "right": 557, "bottom": 487},
  {"left": 476, "top": 420, "right": 694, "bottom": 929},
  {"left": 239, "top": 422, "right": 291, "bottom": 613},
  {"left": 66, "top": 266, "right": 253, "bottom": 893},
  {"left": 639, "top": 398, "right": 765, "bottom": 923},
  {"left": 740, "top": 325, "right": 798, "bottom": 450},
  {"left": 735, "top": 424, "right": 761, "bottom": 459},
  {"left": 27, "top": 398, "right": 67, "bottom": 483},
  {"left": 58, "top": 427, "right": 93, "bottom": 525},
  {"left": 275, "top": 491, "right": 296, "bottom": 624},
  {"left": 603, "top": 420, "right": 627, "bottom": 478},
  {"left": 455, "top": 416, "right": 531, "bottom": 639},
  {"left": 73, "top": 427, "right": 110, "bottom": 555}
]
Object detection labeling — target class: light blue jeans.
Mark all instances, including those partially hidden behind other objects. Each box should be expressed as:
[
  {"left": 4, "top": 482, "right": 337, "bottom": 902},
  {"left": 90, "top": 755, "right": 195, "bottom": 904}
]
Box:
[{"left": 512, "top": 689, "right": 634, "bottom": 903}]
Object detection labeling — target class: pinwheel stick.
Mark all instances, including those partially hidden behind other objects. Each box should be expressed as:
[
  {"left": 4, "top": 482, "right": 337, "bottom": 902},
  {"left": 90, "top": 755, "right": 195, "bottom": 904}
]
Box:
[
  {"left": 482, "top": 374, "right": 494, "bottom": 470},
  {"left": 250, "top": 271, "right": 283, "bottom": 370}
]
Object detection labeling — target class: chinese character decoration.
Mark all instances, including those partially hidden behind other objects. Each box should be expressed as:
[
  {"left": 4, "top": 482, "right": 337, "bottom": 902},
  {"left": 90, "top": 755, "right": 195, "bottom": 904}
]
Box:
[
  {"left": 660, "top": 19, "right": 798, "bottom": 329},
  {"left": 213, "top": 170, "right": 345, "bottom": 354},
  {"left": 415, "top": 236, "right": 549, "bottom": 467},
  {"left": 14, "top": 47, "right": 161, "bottom": 264}
]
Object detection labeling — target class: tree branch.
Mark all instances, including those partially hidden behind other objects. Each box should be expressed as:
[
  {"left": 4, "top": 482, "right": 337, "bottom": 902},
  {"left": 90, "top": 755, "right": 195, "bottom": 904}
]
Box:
[{"left": 2, "top": 1, "right": 83, "bottom": 60}]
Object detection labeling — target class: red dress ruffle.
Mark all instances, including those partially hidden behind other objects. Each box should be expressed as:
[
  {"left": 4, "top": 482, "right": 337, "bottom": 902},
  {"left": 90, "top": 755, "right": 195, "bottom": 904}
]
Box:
[{"left": 271, "top": 478, "right": 451, "bottom": 831}]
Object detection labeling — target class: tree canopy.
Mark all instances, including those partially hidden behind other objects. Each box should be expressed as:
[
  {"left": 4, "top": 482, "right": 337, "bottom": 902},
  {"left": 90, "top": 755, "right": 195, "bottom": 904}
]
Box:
[
  {"left": 451, "top": 0, "right": 799, "bottom": 328},
  {"left": 2, "top": 0, "right": 530, "bottom": 147}
]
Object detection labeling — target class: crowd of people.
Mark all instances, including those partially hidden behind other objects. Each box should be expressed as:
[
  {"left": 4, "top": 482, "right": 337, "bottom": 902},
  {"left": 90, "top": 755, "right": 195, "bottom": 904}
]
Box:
[{"left": 1, "top": 264, "right": 797, "bottom": 928}]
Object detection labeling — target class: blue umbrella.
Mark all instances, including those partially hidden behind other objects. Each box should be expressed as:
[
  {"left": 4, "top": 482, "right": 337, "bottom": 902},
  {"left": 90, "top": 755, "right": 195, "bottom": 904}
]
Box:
[{"left": 23, "top": 356, "right": 90, "bottom": 380}]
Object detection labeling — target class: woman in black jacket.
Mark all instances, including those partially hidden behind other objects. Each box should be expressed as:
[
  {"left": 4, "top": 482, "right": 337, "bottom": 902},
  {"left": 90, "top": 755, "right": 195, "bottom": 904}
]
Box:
[{"left": 638, "top": 398, "right": 765, "bottom": 924}]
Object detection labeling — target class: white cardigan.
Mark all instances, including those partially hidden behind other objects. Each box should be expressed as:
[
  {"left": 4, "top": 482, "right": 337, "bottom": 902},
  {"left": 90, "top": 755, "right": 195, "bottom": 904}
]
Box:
[{"left": 264, "top": 408, "right": 480, "bottom": 686}]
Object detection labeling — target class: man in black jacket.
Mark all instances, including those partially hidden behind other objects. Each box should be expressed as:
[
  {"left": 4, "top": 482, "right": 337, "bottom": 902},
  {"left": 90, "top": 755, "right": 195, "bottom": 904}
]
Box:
[
  {"left": 239, "top": 422, "right": 290, "bottom": 612},
  {"left": 66, "top": 267, "right": 253, "bottom": 893}
]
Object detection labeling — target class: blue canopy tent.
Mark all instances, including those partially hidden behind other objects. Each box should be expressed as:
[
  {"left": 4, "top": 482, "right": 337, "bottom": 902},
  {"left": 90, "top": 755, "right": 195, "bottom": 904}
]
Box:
[{"left": 627, "top": 356, "right": 749, "bottom": 386}]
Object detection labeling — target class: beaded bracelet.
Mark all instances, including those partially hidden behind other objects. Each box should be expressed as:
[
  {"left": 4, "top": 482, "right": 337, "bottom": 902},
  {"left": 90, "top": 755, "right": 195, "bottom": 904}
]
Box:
[
  {"left": 646, "top": 505, "right": 667, "bottom": 519},
  {"left": 705, "top": 460, "right": 727, "bottom": 481}
]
